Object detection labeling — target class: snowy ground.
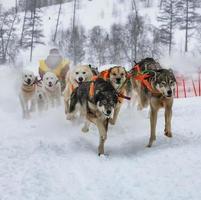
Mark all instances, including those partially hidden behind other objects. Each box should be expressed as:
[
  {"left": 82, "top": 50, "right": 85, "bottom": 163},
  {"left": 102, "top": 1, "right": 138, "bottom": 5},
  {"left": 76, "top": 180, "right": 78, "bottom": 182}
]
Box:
[{"left": 0, "top": 67, "right": 201, "bottom": 200}]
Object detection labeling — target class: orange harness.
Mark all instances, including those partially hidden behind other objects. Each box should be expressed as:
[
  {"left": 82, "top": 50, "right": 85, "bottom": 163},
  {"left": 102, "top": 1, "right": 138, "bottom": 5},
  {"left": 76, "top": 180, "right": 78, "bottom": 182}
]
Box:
[
  {"left": 129, "top": 64, "right": 161, "bottom": 95},
  {"left": 89, "top": 76, "right": 98, "bottom": 97},
  {"left": 89, "top": 74, "right": 131, "bottom": 103}
]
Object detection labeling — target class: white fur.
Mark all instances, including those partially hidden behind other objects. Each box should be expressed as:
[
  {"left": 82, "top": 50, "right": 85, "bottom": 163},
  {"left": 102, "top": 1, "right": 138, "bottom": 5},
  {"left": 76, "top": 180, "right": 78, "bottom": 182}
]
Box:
[
  {"left": 19, "top": 70, "right": 37, "bottom": 119},
  {"left": 42, "top": 72, "right": 61, "bottom": 108}
]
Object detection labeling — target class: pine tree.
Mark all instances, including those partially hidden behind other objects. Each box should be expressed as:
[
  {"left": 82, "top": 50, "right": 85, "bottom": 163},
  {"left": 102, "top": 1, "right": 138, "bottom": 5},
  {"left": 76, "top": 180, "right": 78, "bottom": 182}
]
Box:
[
  {"left": 88, "top": 26, "right": 110, "bottom": 66},
  {"left": 19, "top": 0, "right": 44, "bottom": 61},
  {"left": 58, "top": 25, "right": 86, "bottom": 64},
  {"left": 108, "top": 23, "right": 124, "bottom": 64},
  {"left": 0, "top": 7, "right": 19, "bottom": 63},
  {"left": 157, "top": 0, "right": 178, "bottom": 55},
  {"left": 176, "top": 0, "right": 201, "bottom": 52}
]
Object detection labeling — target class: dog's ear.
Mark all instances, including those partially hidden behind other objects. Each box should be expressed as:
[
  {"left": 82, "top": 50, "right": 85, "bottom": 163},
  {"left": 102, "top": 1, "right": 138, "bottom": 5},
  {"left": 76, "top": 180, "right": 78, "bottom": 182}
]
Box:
[
  {"left": 95, "top": 89, "right": 100, "bottom": 95},
  {"left": 56, "top": 79, "right": 60, "bottom": 85},
  {"left": 168, "top": 68, "right": 174, "bottom": 73}
]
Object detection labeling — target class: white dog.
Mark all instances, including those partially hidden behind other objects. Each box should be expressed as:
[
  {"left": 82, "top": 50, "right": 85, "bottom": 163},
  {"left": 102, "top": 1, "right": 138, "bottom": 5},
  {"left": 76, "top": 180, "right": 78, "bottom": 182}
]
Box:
[
  {"left": 36, "top": 86, "right": 48, "bottom": 112},
  {"left": 19, "top": 70, "right": 37, "bottom": 119},
  {"left": 63, "top": 64, "right": 94, "bottom": 120},
  {"left": 42, "top": 72, "right": 61, "bottom": 107}
]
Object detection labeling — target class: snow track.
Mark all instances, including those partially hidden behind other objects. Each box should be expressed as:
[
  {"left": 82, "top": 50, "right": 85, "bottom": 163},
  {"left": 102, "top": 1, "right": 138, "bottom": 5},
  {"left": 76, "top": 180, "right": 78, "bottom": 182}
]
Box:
[{"left": 0, "top": 68, "right": 201, "bottom": 200}]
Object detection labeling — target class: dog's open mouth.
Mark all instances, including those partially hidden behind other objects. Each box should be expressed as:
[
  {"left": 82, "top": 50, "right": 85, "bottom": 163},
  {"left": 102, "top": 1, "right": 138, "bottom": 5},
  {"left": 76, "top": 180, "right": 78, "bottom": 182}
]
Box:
[
  {"left": 25, "top": 80, "right": 31, "bottom": 85},
  {"left": 103, "top": 113, "right": 110, "bottom": 117}
]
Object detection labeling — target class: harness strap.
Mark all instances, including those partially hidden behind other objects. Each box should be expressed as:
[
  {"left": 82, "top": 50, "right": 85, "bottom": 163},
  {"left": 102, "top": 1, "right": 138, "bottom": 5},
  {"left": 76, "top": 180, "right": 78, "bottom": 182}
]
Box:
[
  {"left": 89, "top": 76, "right": 98, "bottom": 98},
  {"left": 131, "top": 64, "right": 161, "bottom": 94},
  {"left": 100, "top": 70, "right": 110, "bottom": 80}
]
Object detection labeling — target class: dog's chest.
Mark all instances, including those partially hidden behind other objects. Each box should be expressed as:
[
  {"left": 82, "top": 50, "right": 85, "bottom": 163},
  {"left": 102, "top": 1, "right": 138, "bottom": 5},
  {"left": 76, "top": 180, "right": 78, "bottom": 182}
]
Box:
[{"left": 21, "top": 85, "right": 36, "bottom": 99}]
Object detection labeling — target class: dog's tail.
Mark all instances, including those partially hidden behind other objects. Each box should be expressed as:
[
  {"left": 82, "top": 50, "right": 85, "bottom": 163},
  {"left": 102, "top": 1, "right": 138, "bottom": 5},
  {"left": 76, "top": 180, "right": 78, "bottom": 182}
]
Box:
[{"left": 69, "top": 88, "right": 78, "bottom": 113}]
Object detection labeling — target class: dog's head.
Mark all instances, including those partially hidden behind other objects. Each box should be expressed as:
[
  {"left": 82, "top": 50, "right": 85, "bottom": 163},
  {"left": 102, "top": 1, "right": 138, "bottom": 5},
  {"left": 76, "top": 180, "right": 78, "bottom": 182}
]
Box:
[
  {"left": 72, "top": 65, "right": 93, "bottom": 84},
  {"left": 43, "top": 72, "right": 59, "bottom": 88},
  {"left": 36, "top": 87, "right": 46, "bottom": 100},
  {"left": 109, "top": 66, "right": 127, "bottom": 90},
  {"left": 22, "top": 70, "right": 35, "bottom": 86},
  {"left": 95, "top": 90, "right": 118, "bottom": 118},
  {"left": 154, "top": 69, "right": 176, "bottom": 98}
]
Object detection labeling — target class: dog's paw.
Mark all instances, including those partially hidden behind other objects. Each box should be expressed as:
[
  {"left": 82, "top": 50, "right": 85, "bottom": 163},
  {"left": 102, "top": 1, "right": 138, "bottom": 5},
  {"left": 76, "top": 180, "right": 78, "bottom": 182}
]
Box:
[
  {"left": 81, "top": 126, "right": 89, "bottom": 133},
  {"left": 66, "top": 114, "right": 74, "bottom": 120},
  {"left": 98, "top": 153, "right": 109, "bottom": 158},
  {"left": 109, "top": 118, "right": 115, "bottom": 125},
  {"left": 164, "top": 131, "right": 172, "bottom": 138}
]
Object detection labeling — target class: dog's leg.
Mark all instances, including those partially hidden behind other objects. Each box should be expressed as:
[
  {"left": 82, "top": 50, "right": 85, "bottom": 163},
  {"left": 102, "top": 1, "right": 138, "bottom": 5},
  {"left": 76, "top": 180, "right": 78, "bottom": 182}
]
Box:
[
  {"left": 19, "top": 95, "right": 27, "bottom": 119},
  {"left": 147, "top": 106, "right": 158, "bottom": 147},
  {"left": 56, "top": 96, "right": 61, "bottom": 106},
  {"left": 109, "top": 105, "right": 120, "bottom": 125},
  {"left": 82, "top": 120, "right": 90, "bottom": 133},
  {"left": 30, "top": 99, "right": 36, "bottom": 112},
  {"left": 164, "top": 103, "right": 173, "bottom": 138},
  {"left": 97, "top": 119, "right": 108, "bottom": 156}
]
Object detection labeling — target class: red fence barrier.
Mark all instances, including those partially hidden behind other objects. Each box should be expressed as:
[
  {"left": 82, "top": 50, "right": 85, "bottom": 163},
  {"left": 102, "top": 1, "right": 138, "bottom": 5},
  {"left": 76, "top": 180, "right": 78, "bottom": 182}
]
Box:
[{"left": 175, "top": 73, "right": 201, "bottom": 98}]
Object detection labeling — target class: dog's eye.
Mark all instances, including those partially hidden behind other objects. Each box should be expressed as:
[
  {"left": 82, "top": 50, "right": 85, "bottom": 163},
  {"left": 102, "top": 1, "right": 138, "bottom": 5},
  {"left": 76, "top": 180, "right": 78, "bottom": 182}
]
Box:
[
  {"left": 102, "top": 100, "right": 107, "bottom": 105},
  {"left": 29, "top": 75, "right": 32, "bottom": 77},
  {"left": 46, "top": 77, "right": 48, "bottom": 80},
  {"left": 161, "top": 81, "right": 166, "bottom": 85},
  {"left": 76, "top": 72, "right": 79, "bottom": 75},
  {"left": 82, "top": 72, "right": 86, "bottom": 74},
  {"left": 121, "top": 73, "right": 125, "bottom": 77},
  {"left": 25, "top": 75, "right": 27, "bottom": 77},
  {"left": 112, "top": 73, "right": 117, "bottom": 76}
]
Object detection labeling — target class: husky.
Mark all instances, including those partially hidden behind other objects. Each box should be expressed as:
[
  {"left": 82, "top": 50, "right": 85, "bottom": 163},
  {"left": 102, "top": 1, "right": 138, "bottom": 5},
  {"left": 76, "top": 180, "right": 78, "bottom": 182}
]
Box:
[
  {"left": 69, "top": 78, "right": 118, "bottom": 155},
  {"left": 99, "top": 66, "right": 128, "bottom": 125},
  {"left": 19, "top": 70, "right": 37, "bottom": 119},
  {"left": 131, "top": 63, "right": 176, "bottom": 147}
]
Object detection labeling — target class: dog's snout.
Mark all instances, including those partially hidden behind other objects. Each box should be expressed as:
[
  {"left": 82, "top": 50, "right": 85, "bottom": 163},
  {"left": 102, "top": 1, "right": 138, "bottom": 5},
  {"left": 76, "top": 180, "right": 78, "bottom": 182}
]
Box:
[
  {"left": 116, "top": 78, "right": 121, "bottom": 84},
  {"left": 27, "top": 78, "right": 31, "bottom": 84},
  {"left": 106, "top": 110, "right": 111, "bottom": 115},
  {"left": 78, "top": 77, "right": 83, "bottom": 82},
  {"left": 49, "top": 81, "right": 53, "bottom": 86},
  {"left": 167, "top": 90, "right": 172, "bottom": 96}
]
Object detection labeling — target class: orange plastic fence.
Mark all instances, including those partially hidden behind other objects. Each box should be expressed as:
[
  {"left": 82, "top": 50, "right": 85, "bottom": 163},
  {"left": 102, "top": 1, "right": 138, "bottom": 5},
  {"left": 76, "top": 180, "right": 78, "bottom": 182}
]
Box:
[{"left": 175, "top": 73, "right": 201, "bottom": 98}]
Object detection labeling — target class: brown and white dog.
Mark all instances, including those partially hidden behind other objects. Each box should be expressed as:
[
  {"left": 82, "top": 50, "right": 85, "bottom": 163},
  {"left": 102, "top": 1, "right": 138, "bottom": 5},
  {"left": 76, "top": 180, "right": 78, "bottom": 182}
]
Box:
[
  {"left": 99, "top": 66, "right": 128, "bottom": 125},
  {"left": 63, "top": 64, "right": 94, "bottom": 120},
  {"left": 19, "top": 70, "right": 37, "bottom": 119}
]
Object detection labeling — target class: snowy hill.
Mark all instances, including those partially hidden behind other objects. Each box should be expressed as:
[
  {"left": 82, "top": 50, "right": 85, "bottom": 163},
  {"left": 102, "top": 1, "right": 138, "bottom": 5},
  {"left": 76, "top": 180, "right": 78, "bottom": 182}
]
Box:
[
  {"left": 2, "top": 0, "right": 198, "bottom": 73},
  {"left": 1, "top": 63, "right": 201, "bottom": 200}
]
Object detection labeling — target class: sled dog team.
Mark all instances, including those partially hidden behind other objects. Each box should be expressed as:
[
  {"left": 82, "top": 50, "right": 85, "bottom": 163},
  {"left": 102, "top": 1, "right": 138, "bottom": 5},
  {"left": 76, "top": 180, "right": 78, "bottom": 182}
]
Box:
[{"left": 19, "top": 58, "right": 176, "bottom": 156}]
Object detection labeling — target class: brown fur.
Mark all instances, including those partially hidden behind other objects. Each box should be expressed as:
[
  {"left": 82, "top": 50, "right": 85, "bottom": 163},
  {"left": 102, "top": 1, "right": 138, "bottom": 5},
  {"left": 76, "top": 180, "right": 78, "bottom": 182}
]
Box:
[
  {"left": 103, "top": 66, "right": 127, "bottom": 125},
  {"left": 131, "top": 68, "right": 175, "bottom": 147}
]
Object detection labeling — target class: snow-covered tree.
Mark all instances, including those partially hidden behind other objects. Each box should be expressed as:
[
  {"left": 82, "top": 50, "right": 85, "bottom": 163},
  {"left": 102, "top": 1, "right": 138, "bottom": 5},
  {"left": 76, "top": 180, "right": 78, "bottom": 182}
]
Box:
[
  {"left": 0, "top": 7, "right": 19, "bottom": 63},
  {"left": 176, "top": 0, "right": 201, "bottom": 52},
  {"left": 108, "top": 23, "right": 124, "bottom": 64},
  {"left": 57, "top": 25, "right": 86, "bottom": 65},
  {"left": 157, "top": 0, "right": 178, "bottom": 55},
  {"left": 87, "top": 26, "right": 110, "bottom": 66},
  {"left": 20, "top": 0, "right": 44, "bottom": 61}
]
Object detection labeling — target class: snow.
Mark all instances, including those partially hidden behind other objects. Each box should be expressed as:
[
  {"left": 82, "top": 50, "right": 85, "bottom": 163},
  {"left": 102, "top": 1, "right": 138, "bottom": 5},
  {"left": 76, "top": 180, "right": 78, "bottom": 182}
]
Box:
[
  {"left": 0, "top": 1, "right": 201, "bottom": 199},
  {"left": 1, "top": 67, "right": 201, "bottom": 200}
]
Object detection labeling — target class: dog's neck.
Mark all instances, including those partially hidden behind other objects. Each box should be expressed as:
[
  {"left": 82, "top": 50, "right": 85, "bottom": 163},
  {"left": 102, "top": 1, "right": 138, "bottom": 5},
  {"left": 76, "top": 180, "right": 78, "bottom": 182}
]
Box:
[{"left": 22, "top": 83, "right": 36, "bottom": 93}]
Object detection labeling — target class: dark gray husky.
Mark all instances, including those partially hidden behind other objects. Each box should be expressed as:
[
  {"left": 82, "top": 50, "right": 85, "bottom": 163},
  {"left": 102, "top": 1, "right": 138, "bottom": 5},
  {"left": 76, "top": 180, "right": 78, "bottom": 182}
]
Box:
[
  {"left": 132, "top": 64, "right": 176, "bottom": 148},
  {"left": 69, "top": 78, "right": 118, "bottom": 155}
]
